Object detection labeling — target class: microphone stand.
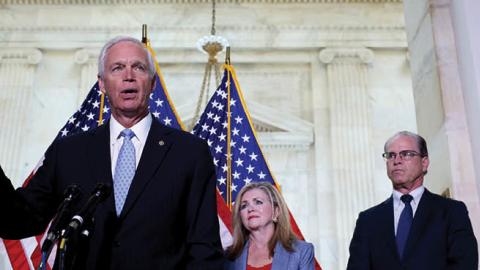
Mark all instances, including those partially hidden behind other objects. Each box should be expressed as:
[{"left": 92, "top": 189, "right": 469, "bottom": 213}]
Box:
[
  {"left": 38, "top": 185, "right": 80, "bottom": 270},
  {"left": 57, "top": 183, "right": 111, "bottom": 270}
]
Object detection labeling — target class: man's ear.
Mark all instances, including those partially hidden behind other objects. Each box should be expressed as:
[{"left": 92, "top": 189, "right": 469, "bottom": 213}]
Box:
[
  {"left": 98, "top": 75, "right": 106, "bottom": 95},
  {"left": 151, "top": 76, "right": 156, "bottom": 92},
  {"left": 422, "top": 156, "right": 430, "bottom": 174}
]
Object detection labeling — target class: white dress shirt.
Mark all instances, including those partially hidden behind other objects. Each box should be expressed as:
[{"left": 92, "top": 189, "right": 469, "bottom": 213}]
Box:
[
  {"left": 393, "top": 185, "right": 425, "bottom": 235},
  {"left": 109, "top": 114, "right": 152, "bottom": 177}
]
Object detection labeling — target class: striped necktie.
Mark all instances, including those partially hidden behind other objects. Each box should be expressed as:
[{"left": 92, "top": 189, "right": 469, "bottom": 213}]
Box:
[{"left": 113, "top": 129, "right": 136, "bottom": 216}]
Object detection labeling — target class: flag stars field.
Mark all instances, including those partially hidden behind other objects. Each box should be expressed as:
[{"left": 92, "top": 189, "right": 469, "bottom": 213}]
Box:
[
  {"left": 92, "top": 100, "right": 100, "bottom": 108},
  {"left": 191, "top": 66, "right": 283, "bottom": 206},
  {"left": 155, "top": 98, "right": 164, "bottom": 107},
  {"left": 163, "top": 117, "right": 172, "bottom": 126}
]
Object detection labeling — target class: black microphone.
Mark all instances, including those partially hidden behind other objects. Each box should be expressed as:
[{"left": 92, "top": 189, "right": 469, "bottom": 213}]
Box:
[
  {"left": 61, "top": 183, "right": 112, "bottom": 240},
  {"left": 41, "top": 185, "right": 81, "bottom": 253}
]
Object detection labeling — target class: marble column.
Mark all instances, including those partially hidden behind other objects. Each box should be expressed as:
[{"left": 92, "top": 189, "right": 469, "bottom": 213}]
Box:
[
  {"left": 403, "top": 0, "right": 480, "bottom": 252},
  {"left": 0, "top": 48, "right": 42, "bottom": 181},
  {"left": 319, "top": 47, "right": 375, "bottom": 269},
  {"left": 74, "top": 48, "right": 99, "bottom": 106}
]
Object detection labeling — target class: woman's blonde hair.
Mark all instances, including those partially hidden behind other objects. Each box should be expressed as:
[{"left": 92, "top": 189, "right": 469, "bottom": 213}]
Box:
[{"left": 227, "top": 182, "right": 297, "bottom": 259}]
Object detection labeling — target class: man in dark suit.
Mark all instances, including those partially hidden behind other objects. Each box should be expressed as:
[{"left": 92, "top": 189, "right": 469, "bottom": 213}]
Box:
[
  {"left": 347, "top": 131, "right": 478, "bottom": 270},
  {"left": 0, "top": 36, "right": 224, "bottom": 269}
]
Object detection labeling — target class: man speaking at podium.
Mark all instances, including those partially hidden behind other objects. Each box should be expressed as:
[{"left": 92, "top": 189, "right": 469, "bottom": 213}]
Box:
[{"left": 0, "top": 36, "right": 224, "bottom": 270}]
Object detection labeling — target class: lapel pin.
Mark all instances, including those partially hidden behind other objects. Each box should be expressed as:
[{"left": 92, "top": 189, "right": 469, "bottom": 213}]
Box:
[{"left": 159, "top": 140, "right": 165, "bottom": 146}]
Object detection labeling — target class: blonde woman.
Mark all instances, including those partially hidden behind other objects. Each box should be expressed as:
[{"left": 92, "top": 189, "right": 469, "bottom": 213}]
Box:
[{"left": 225, "top": 182, "right": 314, "bottom": 270}]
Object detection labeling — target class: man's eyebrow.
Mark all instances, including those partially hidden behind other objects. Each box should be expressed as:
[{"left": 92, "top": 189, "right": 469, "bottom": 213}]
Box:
[
  {"left": 109, "top": 61, "right": 125, "bottom": 67},
  {"left": 132, "top": 60, "right": 147, "bottom": 65}
]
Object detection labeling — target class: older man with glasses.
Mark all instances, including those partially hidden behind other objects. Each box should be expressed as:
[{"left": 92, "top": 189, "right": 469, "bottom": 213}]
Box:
[{"left": 347, "top": 131, "right": 478, "bottom": 270}]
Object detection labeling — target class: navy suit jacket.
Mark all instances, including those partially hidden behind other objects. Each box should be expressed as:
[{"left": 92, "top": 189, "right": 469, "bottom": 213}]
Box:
[
  {"left": 347, "top": 189, "right": 478, "bottom": 270},
  {"left": 0, "top": 119, "right": 224, "bottom": 270},
  {"left": 225, "top": 240, "right": 314, "bottom": 270}
]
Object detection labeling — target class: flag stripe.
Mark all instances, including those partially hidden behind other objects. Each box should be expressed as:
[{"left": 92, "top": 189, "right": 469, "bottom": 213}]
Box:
[
  {"left": 3, "top": 239, "right": 30, "bottom": 270},
  {"left": 30, "top": 234, "right": 51, "bottom": 270},
  {"left": 0, "top": 240, "right": 14, "bottom": 270},
  {"left": 216, "top": 189, "right": 233, "bottom": 234},
  {"left": 20, "top": 238, "right": 37, "bottom": 270}
]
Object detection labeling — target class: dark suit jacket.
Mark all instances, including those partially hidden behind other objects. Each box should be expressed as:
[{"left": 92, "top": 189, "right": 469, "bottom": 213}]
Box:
[
  {"left": 0, "top": 119, "right": 224, "bottom": 270},
  {"left": 225, "top": 240, "right": 315, "bottom": 270},
  {"left": 347, "top": 189, "right": 478, "bottom": 270}
]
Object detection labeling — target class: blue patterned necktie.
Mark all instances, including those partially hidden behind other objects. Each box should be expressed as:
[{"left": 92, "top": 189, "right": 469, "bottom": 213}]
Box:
[
  {"left": 396, "top": 194, "right": 413, "bottom": 260},
  {"left": 113, "top": 129, "right": 136, "bottom": 216}
]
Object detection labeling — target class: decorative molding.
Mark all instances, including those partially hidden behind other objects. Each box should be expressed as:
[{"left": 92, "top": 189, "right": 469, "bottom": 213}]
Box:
[
  {"left": 177, "top": 100, "right": 314, "bottom": 149},
  {"left": 0, "top": 24, "right": 405, "bottom": 33},
  {"left": 74, "top": 48, "right": 99, "bottom": 65},
  {"left": 253, "top": 122, "right": 283, "bottom": 132},
  {"left": 257, "top": 132, "right": 312, "bottom": 150},
  {"left": 0, "top": 0, "right": 402, "bottom": 5},
  {"left": 0, "top": 25, "right": 407, "bottom": 49},
  {"left": 319, "top": 47, "right": 374, "bottom": 64},
  {"left": 0, "top": 48, "right": 42, "bottom": 64}
]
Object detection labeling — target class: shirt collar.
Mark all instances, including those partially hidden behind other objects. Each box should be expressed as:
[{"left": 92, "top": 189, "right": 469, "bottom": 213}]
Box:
[
  {"left": 393, "top": 185, "right": 425, "bottom": 208},
  {"left": 109, "top": 113, "right": 152, "bottom": 144}
]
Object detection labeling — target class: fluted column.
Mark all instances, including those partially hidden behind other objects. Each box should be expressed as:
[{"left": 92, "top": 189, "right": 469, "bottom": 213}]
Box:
[
  {"left": 0, "top": 48, "right": 42, "bottom": 182},
  {"left": 319, "top": 47, "right": 375, "bottom": 269},
  {"left": 74, "top": 48, "right": 99, "bottom": 106}
]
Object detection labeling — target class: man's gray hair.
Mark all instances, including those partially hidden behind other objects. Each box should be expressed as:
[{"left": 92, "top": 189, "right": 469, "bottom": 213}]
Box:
[
  {"left": 97, "top": 36, "right": 156, "bottom": 78},
  {"left": 384, "top": 130, "right": 429, "bottom": 157}
]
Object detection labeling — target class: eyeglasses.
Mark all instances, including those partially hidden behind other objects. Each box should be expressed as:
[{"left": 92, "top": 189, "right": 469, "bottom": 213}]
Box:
[{"left": 382, "top": 150, "right": 425, "bottom": 161}]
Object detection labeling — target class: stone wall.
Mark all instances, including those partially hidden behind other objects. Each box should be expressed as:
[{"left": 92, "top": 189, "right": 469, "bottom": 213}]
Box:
[{"left": 0, "top": 1, "right": 414, "bottom": 269}]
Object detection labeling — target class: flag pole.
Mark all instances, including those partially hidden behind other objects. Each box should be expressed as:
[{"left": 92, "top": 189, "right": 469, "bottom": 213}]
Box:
[
  {"left": 142, "top": 24, "right": 148, "bottom": 44},
  {"left": 98, "top": 93, "right": 106, "bottom": 127},
  {"left": 226, "top": 49, "right": 232, "bottom": 208},
  {"left": 226, "top": 66, "right": 232, "bottom": 209},
  {"left": 225, "top": 47, "right": 230, "bottom": 65}
]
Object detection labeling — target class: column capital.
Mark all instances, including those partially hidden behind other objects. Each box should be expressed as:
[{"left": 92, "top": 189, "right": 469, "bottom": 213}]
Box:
[
  {"left": 0, "top": 48, "right": 42, "bottom": 64},
  {"left": 74, "top": 48, "right": 99, "bottom": 65},
  {"left": 319, "top": 47, "right": 374, "bottom": 64}
]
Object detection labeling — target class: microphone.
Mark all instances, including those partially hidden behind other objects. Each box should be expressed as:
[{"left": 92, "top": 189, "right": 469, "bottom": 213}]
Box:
[
  {"left": 41, "top": 185, "right": 81, "bottom": 253},
  {"left": 38, "top": 185, "right": 81, "bottom": 270},
  {"left": 61, "top": 183, "right": 112, "bottom": 240}
]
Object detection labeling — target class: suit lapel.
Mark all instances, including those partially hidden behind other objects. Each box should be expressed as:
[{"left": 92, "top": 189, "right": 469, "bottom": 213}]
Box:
[
  {"left": 119, "top": 120, "right": 173, "bottom": 219},
  {"left": 87, "top": 123, "right": 116, "bottom": 212},
  {"left": 378, "top": 196, "right": 401, "bottom": 263},
  {"left": 237, "top": 242, "right": 249, "bottom": 270},
  {"left": 402, "top": 189, "right": 433, "bottom": 261},
  {"left": 271, "top": 242, "right": 289, "bottom": 270}
]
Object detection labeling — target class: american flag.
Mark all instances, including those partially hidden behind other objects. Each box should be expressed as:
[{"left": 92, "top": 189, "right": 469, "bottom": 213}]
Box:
[
  {"left": 191, "top": 65, "right": 321, "bottom": 270},
  {"left": 0, "top": 46, "right": 183, "bottom": 270},
  {"left": 192, "top": 65, "right": 275, "bottom": 206}
]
